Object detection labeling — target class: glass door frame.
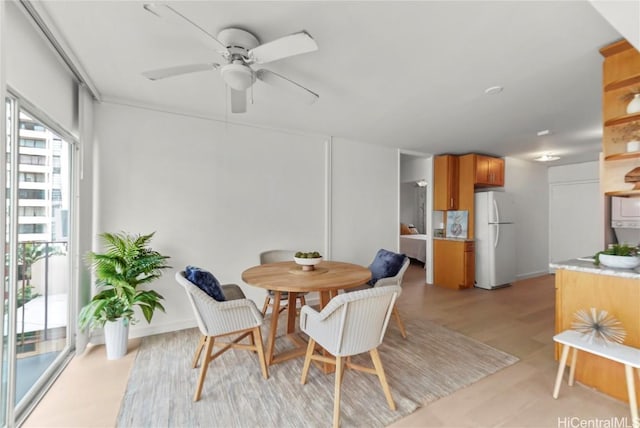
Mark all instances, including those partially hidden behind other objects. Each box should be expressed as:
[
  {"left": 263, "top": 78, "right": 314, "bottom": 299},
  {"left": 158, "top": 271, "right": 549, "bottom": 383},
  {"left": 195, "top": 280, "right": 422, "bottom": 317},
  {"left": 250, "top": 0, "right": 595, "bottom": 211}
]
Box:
[{"left": 3, "top": 89, "right": 78, "bottom": 426}]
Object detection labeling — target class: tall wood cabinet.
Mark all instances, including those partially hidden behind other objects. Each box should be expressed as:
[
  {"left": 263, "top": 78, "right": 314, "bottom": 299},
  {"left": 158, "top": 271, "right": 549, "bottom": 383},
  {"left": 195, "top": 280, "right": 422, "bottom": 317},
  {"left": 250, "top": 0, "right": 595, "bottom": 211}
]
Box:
[
  {"left": 434, "top": 155, "right": 459, "bottom": 210},
  {"left": 433, "top": 239, "right": 475, "bottom": 289}
]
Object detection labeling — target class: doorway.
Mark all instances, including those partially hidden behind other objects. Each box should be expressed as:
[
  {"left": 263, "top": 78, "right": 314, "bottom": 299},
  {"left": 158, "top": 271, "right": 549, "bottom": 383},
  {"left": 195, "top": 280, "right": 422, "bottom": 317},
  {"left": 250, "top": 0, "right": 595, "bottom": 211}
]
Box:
[{"left": 399, "top": 152, "right": 433, "bottom": 283}]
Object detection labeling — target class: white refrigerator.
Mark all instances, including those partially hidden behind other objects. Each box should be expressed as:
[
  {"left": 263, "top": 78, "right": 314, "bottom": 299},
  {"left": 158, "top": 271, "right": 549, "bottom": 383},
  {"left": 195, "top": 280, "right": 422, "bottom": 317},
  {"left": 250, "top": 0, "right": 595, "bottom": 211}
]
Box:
[{"left": 474, "top": 191, "right": 516, "bottom": 289}]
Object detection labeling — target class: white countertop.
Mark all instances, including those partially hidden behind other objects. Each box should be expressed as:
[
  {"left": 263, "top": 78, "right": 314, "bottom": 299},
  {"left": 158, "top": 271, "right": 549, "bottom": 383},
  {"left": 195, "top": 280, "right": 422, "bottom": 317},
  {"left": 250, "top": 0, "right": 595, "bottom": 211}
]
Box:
[
  {"left": 433, "top": 237, "right": 474, "bottom": 242},
  {"left": 549, "top": 259, "right": 640, "bottom": 279}
]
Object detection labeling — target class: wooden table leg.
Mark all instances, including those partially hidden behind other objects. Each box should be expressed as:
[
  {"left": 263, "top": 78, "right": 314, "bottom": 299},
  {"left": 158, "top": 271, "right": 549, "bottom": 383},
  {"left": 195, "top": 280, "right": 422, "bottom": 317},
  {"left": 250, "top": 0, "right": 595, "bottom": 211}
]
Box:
[
  {"left": 287, "top": 291, "right": 298, "bottom": 333},
  {"left": 265, "top": 291, "right": 281, "bottom": 366}
]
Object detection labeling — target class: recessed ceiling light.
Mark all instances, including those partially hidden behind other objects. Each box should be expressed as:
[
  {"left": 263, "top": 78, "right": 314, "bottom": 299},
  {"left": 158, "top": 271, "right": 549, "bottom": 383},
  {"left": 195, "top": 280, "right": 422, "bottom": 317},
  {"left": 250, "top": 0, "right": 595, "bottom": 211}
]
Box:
[
  {"left": 537, "top": 129, "right": 551, "bottom": 136},
  {"left": 534, "top": 153, "right": 560, "bottom": 162},
  {"left": 484, "top": 86, "right": 503, "bottom": 95}
]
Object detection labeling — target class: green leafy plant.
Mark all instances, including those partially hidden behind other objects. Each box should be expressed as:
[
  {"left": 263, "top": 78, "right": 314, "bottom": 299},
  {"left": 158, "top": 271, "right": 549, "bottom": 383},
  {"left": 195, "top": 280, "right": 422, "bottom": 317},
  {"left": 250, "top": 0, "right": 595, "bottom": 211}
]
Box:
[
  {"left": 78, "top": 232, "right": 170, "bottom": 331},
  {"left": 594, "top": 244, "right": 639, "bottom": 265}
]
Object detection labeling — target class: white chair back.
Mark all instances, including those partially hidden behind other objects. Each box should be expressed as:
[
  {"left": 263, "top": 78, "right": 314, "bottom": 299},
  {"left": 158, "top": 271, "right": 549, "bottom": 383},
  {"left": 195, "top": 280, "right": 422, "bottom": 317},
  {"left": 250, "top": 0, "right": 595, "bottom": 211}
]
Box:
[
  {"left": 301, "top": 286, "right": 400, "bottom": 356},
  {"left": 260, "top": 249, "right": 295, "bottom": 264},
  {"left": 176, "top": 271, "right": 262, "bottom": 337},
  {"left": 370, "top": 256, "right": 410, "bottom": 288}
]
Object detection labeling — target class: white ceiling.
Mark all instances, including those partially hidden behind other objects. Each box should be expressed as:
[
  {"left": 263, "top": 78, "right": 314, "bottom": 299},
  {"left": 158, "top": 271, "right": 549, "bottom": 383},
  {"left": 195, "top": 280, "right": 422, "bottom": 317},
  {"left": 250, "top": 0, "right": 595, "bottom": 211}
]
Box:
[{"left": 38, "top": 1, "right": 625, "bottom": 165}]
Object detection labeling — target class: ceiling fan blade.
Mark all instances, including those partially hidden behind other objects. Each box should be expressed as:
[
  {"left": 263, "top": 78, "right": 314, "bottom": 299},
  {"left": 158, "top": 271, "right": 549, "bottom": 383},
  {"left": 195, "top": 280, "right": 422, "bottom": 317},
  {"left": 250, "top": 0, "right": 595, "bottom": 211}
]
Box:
[
  {"left": 143, "top": 3, "right": 229, "bottom": 57},
  {"left": 142, "top": 63, "right": 219, "bottom": 81},
  {"left": 229, "top": 88, "right": 247, "bottom": 113},
  {"left": 256, "top": 69, "right": 319, "bottom": 104},
  {"left": 248, "top": 31, "right": 318, "bottom": 64}
]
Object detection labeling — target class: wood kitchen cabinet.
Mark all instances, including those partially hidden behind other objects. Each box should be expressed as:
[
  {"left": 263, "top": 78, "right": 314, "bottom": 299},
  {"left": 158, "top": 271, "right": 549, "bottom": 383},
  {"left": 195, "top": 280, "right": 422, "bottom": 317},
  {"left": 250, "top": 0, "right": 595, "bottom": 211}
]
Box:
[
  {"left": 434, "top": 155, "right": 459, "bottom": 210},
  {"left": 433, "top": 239, "right": 475, "bottom": 289},
  {"left": 461, "top": 154, "right": 504, "bottom": 187},
  {"left": 599, "top": 39, "right": 640, "bottom": 196}
]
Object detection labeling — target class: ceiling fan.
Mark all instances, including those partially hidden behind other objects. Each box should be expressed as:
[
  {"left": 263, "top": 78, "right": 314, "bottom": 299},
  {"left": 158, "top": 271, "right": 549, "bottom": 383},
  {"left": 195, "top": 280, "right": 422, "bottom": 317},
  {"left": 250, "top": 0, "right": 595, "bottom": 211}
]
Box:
[{"left": 142, "top": 3, "right": 319, "bottom": 113}]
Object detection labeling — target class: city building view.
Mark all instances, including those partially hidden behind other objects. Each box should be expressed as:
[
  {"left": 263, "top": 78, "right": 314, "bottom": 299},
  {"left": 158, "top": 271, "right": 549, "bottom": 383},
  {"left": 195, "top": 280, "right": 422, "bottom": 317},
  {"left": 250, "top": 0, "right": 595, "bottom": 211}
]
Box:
[{"left": 4, "top": 104, "right": 71, "bottom": 405}]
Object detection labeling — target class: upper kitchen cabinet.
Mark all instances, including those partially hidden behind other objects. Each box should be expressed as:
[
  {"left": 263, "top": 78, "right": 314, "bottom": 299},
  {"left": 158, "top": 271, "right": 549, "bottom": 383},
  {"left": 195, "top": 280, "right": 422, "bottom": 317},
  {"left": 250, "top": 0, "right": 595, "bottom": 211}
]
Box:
[
  {"left": 434, "top": 155, "right": 459, "bottom": 210},
  {"left": 600, "top": 39, "right": 640, "bottom": 196},
  {"left": 460, "top": 154, "right": 505, "bottom": 187}
]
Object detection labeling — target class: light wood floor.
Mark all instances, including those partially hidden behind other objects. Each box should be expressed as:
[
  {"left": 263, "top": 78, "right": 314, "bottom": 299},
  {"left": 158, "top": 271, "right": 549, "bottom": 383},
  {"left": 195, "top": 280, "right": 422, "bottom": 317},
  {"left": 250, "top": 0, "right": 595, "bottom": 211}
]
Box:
[{"left": 24, "top": 263, "right": 630, "bottom": 427}]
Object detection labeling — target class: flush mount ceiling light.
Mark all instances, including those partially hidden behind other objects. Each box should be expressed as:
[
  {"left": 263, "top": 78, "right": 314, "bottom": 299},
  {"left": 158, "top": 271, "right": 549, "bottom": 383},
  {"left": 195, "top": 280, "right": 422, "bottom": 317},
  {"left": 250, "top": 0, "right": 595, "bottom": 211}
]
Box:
[
  {"left": 484, "top": 86, "right": 503, "bottom": 95},
  {"left": 537, "top": 129, "right": 551, "bottom": 136},
  {"left": 534, "top": 153, "right": 560, "bottom": 162},
  {"left": 416, "top": 180, "right": 427, "bottom": 187}
]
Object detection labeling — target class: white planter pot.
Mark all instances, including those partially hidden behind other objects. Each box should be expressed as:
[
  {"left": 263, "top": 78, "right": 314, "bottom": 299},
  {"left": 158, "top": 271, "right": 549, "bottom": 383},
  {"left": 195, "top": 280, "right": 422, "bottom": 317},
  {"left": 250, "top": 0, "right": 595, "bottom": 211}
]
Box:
[{"left": 104, "top": 318, "right": 130, "bottom": 360}]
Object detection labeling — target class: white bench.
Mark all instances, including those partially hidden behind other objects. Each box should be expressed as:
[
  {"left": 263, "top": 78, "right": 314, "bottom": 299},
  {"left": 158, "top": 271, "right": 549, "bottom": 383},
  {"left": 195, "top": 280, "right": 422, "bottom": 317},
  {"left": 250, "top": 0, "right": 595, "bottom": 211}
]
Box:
[{"left": 553, "top": 329, "right": 640, "bottom": 428}]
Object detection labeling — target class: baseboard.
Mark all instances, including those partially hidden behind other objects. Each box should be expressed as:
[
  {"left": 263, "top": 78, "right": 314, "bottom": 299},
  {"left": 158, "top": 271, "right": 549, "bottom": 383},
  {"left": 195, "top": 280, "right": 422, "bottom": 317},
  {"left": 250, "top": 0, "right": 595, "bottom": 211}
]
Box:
[
  {"left": 87, "top": 294, "right": 324, "bottom": 343},
  {"left": 88, "top": 318, "right": 198, "bottom": 344},
  {"left": 516, "top": 270, "right": 550, "bottom": 280}
]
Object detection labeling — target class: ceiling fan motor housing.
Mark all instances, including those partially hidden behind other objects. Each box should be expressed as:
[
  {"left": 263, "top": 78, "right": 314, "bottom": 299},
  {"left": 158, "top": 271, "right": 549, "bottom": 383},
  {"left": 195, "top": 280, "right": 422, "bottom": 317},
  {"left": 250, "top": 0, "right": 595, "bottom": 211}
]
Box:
[{"left": 217, "top": 28, "right": 260, "bottom": 57}]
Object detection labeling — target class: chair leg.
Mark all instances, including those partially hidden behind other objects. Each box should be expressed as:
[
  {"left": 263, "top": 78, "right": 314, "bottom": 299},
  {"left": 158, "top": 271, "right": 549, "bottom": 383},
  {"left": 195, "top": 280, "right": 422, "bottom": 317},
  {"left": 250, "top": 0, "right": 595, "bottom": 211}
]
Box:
[
  {"left": 191, "top": 334, "right": 206, "bottom": 368},
  {"left": 300, "top": 338, "right": 316, "bottom": 385},
  {"left": 261, "top": 295, "right": 271, "bottom": 316},
  {"left": 253, "top": 327, "right": 269, "bottom": 380},
  {"left": 393, "top": 306, "right": 407, "bottom": 339},
  {"left": 193, "top": 336, "right": 215, "bottom": 402},
  {"left": 370, "top": 348, "right": 396, "bottom": 410},
  {"left": 333, "top": 356, "right": 344, "bottom": 428}
]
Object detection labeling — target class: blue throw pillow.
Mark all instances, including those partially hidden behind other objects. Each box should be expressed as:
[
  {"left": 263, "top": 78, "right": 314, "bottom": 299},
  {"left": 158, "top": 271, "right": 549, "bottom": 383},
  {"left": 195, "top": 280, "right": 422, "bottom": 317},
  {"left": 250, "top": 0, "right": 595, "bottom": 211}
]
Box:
[
  {"left": 185, "top": 265, "right": 226, "bottom": 302},
  {"left": 368, "top": 249, "right": 406, "bottom": 286}
]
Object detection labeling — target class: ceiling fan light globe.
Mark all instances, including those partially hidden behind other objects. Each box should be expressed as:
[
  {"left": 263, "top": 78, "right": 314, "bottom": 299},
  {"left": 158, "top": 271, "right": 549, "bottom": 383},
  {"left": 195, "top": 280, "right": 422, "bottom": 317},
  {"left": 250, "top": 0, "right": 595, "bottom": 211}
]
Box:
[{"left": 221, "top": 63, "right": 255, "bottom": 91}]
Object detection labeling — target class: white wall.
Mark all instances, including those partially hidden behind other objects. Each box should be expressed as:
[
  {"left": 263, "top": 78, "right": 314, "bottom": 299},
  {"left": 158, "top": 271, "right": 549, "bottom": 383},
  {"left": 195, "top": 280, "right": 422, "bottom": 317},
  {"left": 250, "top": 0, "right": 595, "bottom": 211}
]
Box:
[
  {"left": 503, "top": 157, "right": 550, "bottom": 279},
  {"left": 94, "top": 102, "right": 328, "bottom": 337},
  {"left": 93, "top": 104, "right": 401, "bottom": 337},
  {"left": 330, "top": 137, "right": 399, "bottom": 266},
  {"left": 400, "top": 182, "right": 418, "bottom": 228}
]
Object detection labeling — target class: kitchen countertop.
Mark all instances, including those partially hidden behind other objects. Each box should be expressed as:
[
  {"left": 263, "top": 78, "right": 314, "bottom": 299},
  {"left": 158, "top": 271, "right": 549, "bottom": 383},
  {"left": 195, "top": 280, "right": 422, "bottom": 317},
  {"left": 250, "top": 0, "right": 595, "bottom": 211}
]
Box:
[
  {"left": 433, "top": 237, "right": 474, "bottom": 242},
  {"left": 549, "top": 258, "right": 640, "bottom": 279}
]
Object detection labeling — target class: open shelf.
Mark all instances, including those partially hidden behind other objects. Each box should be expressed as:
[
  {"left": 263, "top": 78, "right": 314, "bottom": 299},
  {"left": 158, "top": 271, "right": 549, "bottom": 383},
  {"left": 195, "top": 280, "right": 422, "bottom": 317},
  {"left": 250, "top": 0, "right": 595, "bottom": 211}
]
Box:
[
  {"left": 604, "top": 74, "right": 640, "bottom": 92},
  {"left": 605, "top": 151, "right": 640, "bottom": 161},
  {"left": 605, "top": 189, "right": 640, "bottom": 197},
  {"left": 604, "top": 112, "right": 640, "bottom": 127}
]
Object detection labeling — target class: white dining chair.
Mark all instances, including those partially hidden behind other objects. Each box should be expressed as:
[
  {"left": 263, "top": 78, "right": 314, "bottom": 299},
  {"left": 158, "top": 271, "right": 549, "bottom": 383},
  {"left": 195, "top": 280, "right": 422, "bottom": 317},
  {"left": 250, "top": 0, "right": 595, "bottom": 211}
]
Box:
[
  {"left": 259, "top": 249, "right": 308, "bottom": 315},
  {"left": 370, "top": 256, "right": 410, "bottom": 338},
  {"left": 299, "top": 285, "right": 401, "bottom": 428},
  {"left": 176, "top": 271, "right": 268, "bottom": 401}
]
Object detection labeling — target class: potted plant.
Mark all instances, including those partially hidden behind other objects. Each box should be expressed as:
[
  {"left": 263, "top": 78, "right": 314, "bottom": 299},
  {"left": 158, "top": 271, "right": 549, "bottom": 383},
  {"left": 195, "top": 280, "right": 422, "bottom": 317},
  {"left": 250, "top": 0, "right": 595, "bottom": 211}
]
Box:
[
  {"left": 594, "top": 244, "right": 640, "bottom": 269},
  {"left": 78, "top": 231, "right": 170, "bottom": 359}
]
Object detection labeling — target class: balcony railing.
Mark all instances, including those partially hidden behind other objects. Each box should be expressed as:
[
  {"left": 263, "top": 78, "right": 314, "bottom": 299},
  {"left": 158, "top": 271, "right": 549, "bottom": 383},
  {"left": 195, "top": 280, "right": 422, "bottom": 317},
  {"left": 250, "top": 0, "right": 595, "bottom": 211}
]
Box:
[{"left": 5, "top": 240, "right": 68, "bottom": 350}]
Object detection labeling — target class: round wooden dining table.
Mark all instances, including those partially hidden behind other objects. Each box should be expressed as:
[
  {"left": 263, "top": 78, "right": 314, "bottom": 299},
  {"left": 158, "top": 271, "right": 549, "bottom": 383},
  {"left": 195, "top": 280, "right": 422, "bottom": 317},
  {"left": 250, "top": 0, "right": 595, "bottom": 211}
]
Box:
[{"left": 241, "top": 260, "right": 371, "bottom": 368}]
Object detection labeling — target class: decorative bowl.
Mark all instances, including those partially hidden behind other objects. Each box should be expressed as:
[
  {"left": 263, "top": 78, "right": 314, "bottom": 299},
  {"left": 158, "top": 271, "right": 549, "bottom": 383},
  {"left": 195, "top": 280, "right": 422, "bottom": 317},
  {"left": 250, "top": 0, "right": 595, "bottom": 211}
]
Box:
[
  {"left": 294, "top": 256, "right": 323, "bottom": 271},
  {"left": 598, "top": 254, "right": 640, "bottom": 269}
]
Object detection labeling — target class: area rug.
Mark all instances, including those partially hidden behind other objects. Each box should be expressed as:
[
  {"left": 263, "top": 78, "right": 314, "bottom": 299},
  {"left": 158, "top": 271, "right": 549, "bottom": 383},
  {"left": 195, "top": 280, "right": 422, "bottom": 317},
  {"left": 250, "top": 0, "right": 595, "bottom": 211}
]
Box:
[{"left": 117, "top": 318, "right": 518, "bottom": 428}]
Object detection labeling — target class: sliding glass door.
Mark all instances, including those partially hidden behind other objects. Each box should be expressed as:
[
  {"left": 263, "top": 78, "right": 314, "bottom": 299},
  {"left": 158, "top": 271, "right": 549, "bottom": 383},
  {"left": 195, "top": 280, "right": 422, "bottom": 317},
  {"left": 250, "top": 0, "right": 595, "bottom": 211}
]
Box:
[{"left": 3, "top": 95, "right": 74, "bottom": 425}]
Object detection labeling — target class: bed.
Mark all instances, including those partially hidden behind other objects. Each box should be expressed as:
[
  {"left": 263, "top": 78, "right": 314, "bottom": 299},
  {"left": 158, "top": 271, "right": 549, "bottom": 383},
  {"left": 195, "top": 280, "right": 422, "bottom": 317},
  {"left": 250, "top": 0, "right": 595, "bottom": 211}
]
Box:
[{"left": 400, "top": 234, "right": 427, "bottom": 263}]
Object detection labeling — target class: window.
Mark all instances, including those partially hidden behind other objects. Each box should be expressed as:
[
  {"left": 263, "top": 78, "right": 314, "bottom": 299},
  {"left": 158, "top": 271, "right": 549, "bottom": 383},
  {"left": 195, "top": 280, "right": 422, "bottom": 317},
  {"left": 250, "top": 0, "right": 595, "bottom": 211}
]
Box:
[
  {"left": 19, "top": 172, "right": 46, "bottom": 183},
  {"left": 19, "top": 138, "right": 46, "bottom": 149},
  {"left": 17, "top": 224, "right": 46, "bottom": 234},
  {"left": 18, "top": 207, "right": 46, "bottom": 217},
  {"left": 19, "top": 121, "right": 46, "bottom": 132},
  {"left": 18, "top": 189, "right": 45, "bottom": 200},
  {"left": 18, "top": 154, "right": 47, "bottom": 166}
]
